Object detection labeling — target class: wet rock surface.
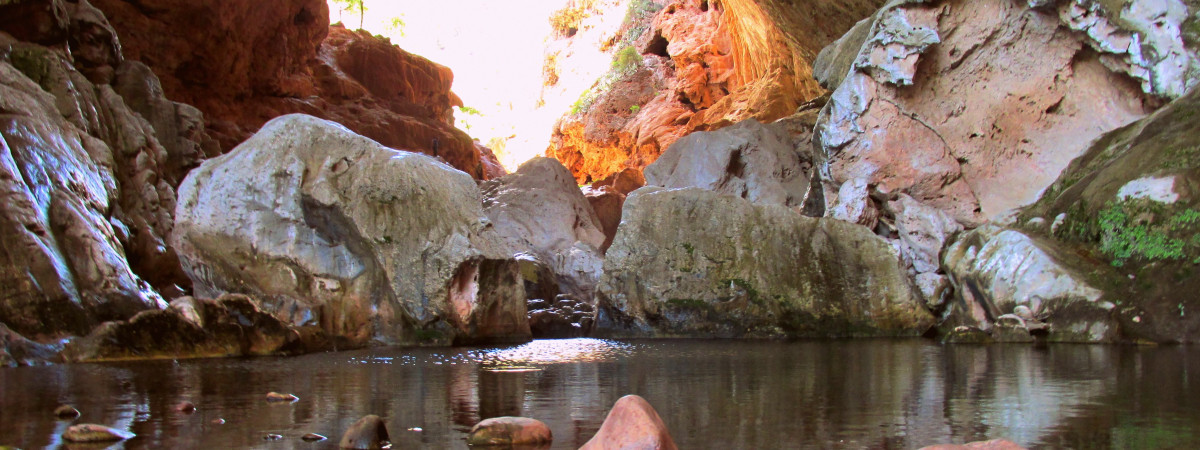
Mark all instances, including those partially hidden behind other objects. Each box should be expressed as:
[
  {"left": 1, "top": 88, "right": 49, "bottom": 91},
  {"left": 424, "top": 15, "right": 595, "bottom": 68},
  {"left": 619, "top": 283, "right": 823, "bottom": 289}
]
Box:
[
  {"left": 62, "top": 423, "right": 134, "bottom": 442},
  {"left": 172, "top": 114, "right": 529, "bottom": 347},
  {"left": 339, "top": 414, "right": 389, "bottom": 450},
  {"left": 466, "top": 416, "right": 553, "bottom": 446},
  {"left": 596, "top": 187, "right": 934, "bottom": 338}
]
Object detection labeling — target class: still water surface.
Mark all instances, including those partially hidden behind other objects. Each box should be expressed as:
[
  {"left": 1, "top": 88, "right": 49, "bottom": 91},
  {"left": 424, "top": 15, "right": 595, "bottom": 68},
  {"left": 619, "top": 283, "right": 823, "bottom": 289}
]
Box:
[{"left": 1, "top": 339, "right": 1198, "bottom": 449}]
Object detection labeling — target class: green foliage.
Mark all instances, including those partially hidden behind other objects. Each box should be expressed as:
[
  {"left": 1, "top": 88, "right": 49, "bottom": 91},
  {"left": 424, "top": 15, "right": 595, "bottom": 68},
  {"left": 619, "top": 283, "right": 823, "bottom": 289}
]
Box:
[
  {"left": 457, "top": 105, "right": 483, "bottom": 116},
  {"left": 630, "top": 104, "right": 642, "bottom": 113},
  {"left": 387, "top": 17, "right": 406, "bottom": 37},
  {"left": 331, "top": 0, "right": 367, "bottom": 29},
  {"left": 681, "top": 242, "right": 694, "bottom": 255},
  {"left": 1097, "top": 200, "right": 1200, "bottom": 267},
  {"left": 619, "top": 0, "right": 665, "bottom": 46},
  {"left": 612, "top": 46, "right": 642, "bottom": 75},
  {"left": 549, "top": 1, "right": 598, "bottom": 36}
]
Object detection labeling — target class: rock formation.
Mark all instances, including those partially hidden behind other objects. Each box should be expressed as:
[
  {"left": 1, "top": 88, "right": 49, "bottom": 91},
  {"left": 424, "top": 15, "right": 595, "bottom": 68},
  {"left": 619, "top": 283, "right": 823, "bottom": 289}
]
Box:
[
  {"left": 580, "top": 395, "right": 678, "bottom": 450},
  {"left": 547, "top": 0, "right": 886, "bottom": 185},
  {"left": 1, "top": 0, "right": 207, "bottom": 342},
  {"left": 596, "top": 187, "right": 934, "bottom": 338},
  {"left": 173, "top": 114, "right": 529, "bottom": 347},
  {"left": 812, "top": 0, "right": 1173, "bottom": 224},
  {"left": 90, "top": 0, "right": 493, "bottom": 179},
  {"left": 480, "top": 157, "right": 605, "bottom": 337}
]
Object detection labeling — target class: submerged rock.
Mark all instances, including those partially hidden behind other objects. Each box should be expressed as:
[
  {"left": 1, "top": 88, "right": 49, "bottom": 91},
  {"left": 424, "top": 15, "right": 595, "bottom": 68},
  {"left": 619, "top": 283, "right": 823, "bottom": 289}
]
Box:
[
  {"left": 62, "top": 424, "right": 134, "bottom": 442},
  {"left": 339, "top": 415, "right": 389, "bottom": 450},
  {"left": 54, "top": 405, "right": 80, "bottom": 419},
  {"left": 172, "top": 114, "right": 529, "bottom": 347},
  {"left": 921, "top": 439, "right": 1027, "bottom": 450},
  {"left": 466, "top": 416, "right": 553, "bottom": 446},
  {"left": 301, "top": 433, "right": 327, "bottom": 442},
  {"left": 266, "top": 392, "right": 299, "bottom": 403},
  {"left": 596, "top": 187, "right": 933, "bottom": 338},
  {"left": 580, "top": 395, "right": 676, "bottom": 450}
]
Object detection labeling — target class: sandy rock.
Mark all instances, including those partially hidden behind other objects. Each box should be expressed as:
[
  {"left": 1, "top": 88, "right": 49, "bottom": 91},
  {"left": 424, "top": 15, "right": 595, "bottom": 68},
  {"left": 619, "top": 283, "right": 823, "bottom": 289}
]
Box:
[
  {"left": 580, "top": 395, "right": 677, "bottom": 450},
  {"left": 467, "top": 416, "right": 553, "bottom": 446},
  {"left": 942, "top": 225, "right": 1118, "bottom": 342},
  {"left": 814, "top": 0, "right": 1160, "bottom": 225},
  {"left": 644, "top": 119, "right": 816, "bottom": 209},
  {"left": 596, "top": 187, "right": 933, "bottom": 338},
  {"left": 339, "top": 415, "right": 389, "bottom": 450},
  {"left": 62, "top": 424, "right": 134, "bottom": 442},
  {"left": 480, "top": 157, "right": 605, "bottom": 304},
  {"left": 173, "top": 114, "right": 529, "bottom": 347}
]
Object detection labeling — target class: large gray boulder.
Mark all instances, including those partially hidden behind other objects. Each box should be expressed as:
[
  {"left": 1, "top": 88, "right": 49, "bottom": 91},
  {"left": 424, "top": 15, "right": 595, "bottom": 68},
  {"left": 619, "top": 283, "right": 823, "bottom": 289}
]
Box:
[
  {"left": 172, "top": 114, "right": 529, "bottom": 347},
  {"left": 644, "top": 119, "right": 817, "bottom": 209},
  {"left": 480, "top": 157, "right": 605, "bottom": 303},
  {"left": 595, "top": 187, "right": 934, "bottom": 338},
  {"left": 941, "top": 225, "right": 1120, "bottom": 342}
]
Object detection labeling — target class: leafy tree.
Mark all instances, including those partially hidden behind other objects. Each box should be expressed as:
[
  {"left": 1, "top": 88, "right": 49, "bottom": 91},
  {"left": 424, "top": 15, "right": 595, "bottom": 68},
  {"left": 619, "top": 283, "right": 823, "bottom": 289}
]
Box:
[{"left": 332, "top": 0, "right": 366, "bottom": 29}]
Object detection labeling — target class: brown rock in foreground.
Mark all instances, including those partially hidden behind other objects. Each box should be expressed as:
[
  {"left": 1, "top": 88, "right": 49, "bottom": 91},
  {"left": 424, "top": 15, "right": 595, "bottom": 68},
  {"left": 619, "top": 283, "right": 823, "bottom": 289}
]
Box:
[
  {"left": 62, "top": 424, "right": 135, "bottom": 442},
  {"left": 580, "top": 395, "right": 677, "bottom": 450},
  {"left": 467, "top": 416, "right": 552, "bottom": 446},
  {"left": 339, "top": 415, "right": 389, "bottom": 449},
  {"left": 921, "top": 439, "right": 1027, "bottom": 450}
]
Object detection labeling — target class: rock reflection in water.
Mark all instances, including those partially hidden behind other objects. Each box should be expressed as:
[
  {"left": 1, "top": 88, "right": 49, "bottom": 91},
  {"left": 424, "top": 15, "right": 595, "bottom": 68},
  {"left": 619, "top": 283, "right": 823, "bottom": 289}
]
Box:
[{"left": 0, "top": 340, "right": 1198, "bottom": 449}]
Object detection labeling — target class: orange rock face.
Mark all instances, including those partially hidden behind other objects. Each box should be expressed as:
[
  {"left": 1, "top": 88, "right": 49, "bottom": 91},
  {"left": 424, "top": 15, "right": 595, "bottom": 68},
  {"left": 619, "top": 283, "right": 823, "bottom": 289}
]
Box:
[
  {"left": 91, "top": 0, "right": 491, "bottom": 179},
  {"left": 547, "top": 0, "right": 884, "bottom": 185}
]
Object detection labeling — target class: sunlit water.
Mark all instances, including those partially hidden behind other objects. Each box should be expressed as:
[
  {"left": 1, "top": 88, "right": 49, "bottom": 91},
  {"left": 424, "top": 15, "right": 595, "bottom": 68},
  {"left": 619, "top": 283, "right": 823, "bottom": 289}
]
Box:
[{"left": 2, "top": 339, "right": 1199, "bottom": 449}]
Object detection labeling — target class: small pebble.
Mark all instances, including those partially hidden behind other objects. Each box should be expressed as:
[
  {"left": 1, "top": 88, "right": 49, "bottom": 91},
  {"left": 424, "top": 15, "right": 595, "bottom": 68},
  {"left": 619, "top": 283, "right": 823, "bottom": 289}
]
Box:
[
  {"left": 211, "top": 418, "right": 226, "bottom": 425},
  {"left": 301, "top": 433, "right": 327, "bottom": 442},
  {"left": 407, "top": 427, "right": 423, "bottom": 432},
  {"left": 266, "top": 392, "right": 299, "bottom": 402},
  {"left": 175, "top": 401, "right": 196, "bottom": 413},
  {"left": 264, "top": 433, "right": 283, "bottom": 440},
  {"left": 54, "top": 405, "right": 80, "bottom": 419}
]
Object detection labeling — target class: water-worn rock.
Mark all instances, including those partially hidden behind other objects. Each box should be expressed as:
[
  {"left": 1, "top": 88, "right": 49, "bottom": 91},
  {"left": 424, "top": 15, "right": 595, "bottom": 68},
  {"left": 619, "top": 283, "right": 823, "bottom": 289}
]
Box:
[
  {"left": 266, "top": 392, "right": 299, "bottom": 403},
  {"left": 583, "top": 186, "right": 625, "bottom": 254},
  {"left": 339, "top": 415, "right": 389, "bottom": 450},
  {"left": 54, "top": 405, "right": 80, "bottom": 419},
  {"left": 941, "top": 225, "right": 1119, "bottom": 342},
  {"left": 480, "top": 157, "right": 605, "bottom": 305},
  {"left": 62, "top": 294, "right": 301, "bottom": 361},
  {"left": 1, "top": 26, "right": 188, "bottom": 338},
  {"left": 580, "top": 395, "right": 677, "bottom": 450},
  {"left": 173, "top": 114, "right": 529, "bottom": 347},
  {"left": 62, "top": 424, "right": 134, "bottom": 442},
  {"left": 596, "top": 187, "right": 933, "bottom": 338},
  {"left": 301, "top": 433, "right": 327, "bottom": 442},
  {"left": 0, "top": 324, "right": 61, "bottom": 367},
  {"left": 814, "top": 0, "right": 1164, "bottom": 224},
  {"left": 1020, "top": 83, "right": 1200, "bottom": 343},
  {"left": 466, "top": 416, "right": 553, "bottom": 446},
  {"left": 644, "top": 119, "right": 817, "bottom": 209}
]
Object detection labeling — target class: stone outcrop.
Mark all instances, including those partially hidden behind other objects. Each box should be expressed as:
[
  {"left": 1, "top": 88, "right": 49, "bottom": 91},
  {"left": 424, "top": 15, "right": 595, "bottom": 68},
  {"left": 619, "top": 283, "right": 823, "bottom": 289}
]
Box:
[
  {"left": 466, "top": 416, "right": 553, "bottom": 447},
  {"left": 339, "top": 415, "right": 389, "bottom": 450},
  {"left": 1019, "top": 83, "right": 1200, "bottom": 343},
  {"left": 595, "top": 187, "right": 934, "bottom": 338},
  {"left": 61, "top": 294, "right": 304, "bottom": 362},
  {"left": 547, "top": 0, "right": 883, "bottom": 185},
  {"left": 580, "top": 395, "right": 677, "bottom": 450},
  {"left": 941, "top": 225, "right": 1121, "bottom": 343},
  {"left": 1, "top": 0, "right": 211, "bottom": 340},
  {"left": 813, "top": 0, "right": 1168, "bottom": 225},
  {"left": 91, "top": 0, "right": 492, "bottom": 179},
  {"left": 0, "top": 323, "right": 62, "bottom": 367},
  {"left": 644, "top": 118, "right": 818, "bottom": 209},
  {"left": 172, "top": 114, "right": 529, "bottom": 347}
]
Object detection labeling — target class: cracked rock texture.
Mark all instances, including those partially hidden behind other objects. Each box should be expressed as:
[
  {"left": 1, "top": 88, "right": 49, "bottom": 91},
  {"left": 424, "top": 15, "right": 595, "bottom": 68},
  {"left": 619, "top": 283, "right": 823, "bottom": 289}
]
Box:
[
  {"left": 595, "top": 187, "right": 933, "bottom": 338},
  {"left": 814, "top": 0, "right": 1166, "bottom": 225},
  {"left": 172, "top": 115, "right": 529, "bottom": 347}
]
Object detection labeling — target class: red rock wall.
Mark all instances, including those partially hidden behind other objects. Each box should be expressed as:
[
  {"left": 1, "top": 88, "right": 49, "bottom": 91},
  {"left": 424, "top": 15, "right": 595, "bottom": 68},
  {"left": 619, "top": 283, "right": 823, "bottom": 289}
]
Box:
[{"left": 91, "top": 0, "right": 492, "bottom": 179}]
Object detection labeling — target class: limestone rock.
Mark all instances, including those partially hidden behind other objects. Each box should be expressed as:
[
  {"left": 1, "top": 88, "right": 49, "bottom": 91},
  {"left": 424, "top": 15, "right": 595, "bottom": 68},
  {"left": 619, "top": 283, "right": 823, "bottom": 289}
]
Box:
[
  {"left": 942, "top": 225, "right": 1118, "bottom": 342},
  {"left": 62, "top": 294, "right": 301, "bottom": 361},
  {"left": 580, "top": 395, "right": 677, "bottom": 450},
  {"left": 480, "top": 157, "right": 605, "bottom": 304},
  {"left": 62, "top": 424, "right": 134, "bottom": 442},
  {"left": 596, "top": 187, "right": 933, "bottom": 338},
  {"left": 1021, "top": 84, "right": 1200, "bottom": 343},
  {"left": 814, "top": 0, "right": 1161, "bottom": 224},
  {"left": 466, "top": 416, "right": 553, "bottom": 446},
  {"left": 644, "top": 119, "right": 816, "bottom": 209},
  {"left": 339, "top": 415, "right": 389, "bottom": 450},
  {"left": 828, "top": 177, "right": 879, "bottom": 229},
  {"left": 172, "top": 114, "right": 529, "bottom": 347}
]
